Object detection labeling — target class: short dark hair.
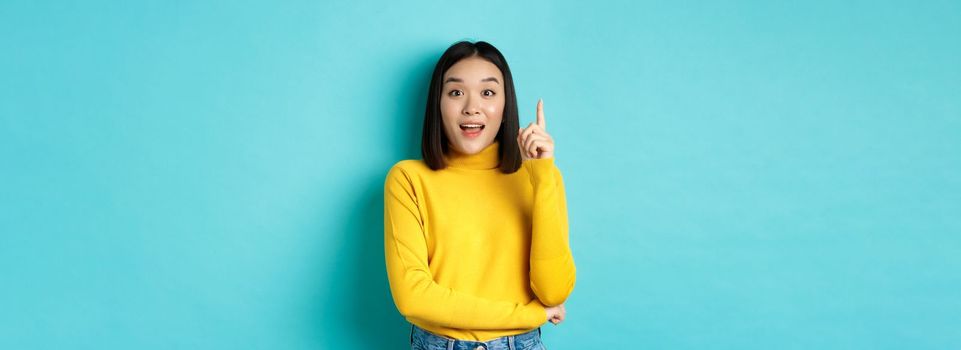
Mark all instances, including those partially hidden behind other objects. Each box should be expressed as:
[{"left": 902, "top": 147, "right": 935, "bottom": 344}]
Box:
[{"left": 421, "top": 41, "right": 523, "bottom": 173}]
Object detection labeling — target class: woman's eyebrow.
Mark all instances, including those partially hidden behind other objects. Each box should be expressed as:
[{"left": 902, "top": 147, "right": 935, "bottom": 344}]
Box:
[{"left": 443, "top": 77, "right": 500, "bottom": 84}]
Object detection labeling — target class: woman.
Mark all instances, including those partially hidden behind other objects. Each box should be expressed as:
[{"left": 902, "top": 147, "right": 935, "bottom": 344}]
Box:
[{"left": 384, "top": 40, "right": 576, "bottom": 350}]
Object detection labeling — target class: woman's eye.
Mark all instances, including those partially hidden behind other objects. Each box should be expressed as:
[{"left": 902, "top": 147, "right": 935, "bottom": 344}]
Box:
[
  {"left": 483, "top": 89, "right": 496, "bottom": 97},
  {"left": 448, "top": 90, "right": 463, "bottom": 97}
]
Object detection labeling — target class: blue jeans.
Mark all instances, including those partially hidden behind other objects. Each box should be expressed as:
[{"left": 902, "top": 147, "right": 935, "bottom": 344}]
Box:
[{"left": 410, "top": 324, "right": 547, "bottom": 350}]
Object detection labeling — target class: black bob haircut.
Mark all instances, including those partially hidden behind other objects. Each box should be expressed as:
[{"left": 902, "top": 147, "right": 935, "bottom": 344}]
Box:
[{"left": 421, "top": 40, "right": 523, "bottom": 173}]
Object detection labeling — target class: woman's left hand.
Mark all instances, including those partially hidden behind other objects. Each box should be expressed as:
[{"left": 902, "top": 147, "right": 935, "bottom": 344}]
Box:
[
  {"left": 547, "top": 303, "right": 566, "bottom": 325},
  {"left": 518, "top": 99, "right": 554, "bottom": 160}
]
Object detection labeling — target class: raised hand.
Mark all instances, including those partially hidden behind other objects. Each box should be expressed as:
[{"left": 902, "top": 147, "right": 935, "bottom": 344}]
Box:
[{"left": 517, "top": 99, "right": 555, "bottom": 160}]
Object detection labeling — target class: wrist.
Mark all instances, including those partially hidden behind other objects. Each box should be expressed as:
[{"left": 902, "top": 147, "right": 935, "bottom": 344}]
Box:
[{"left": 526, "top": 299, "right": 548, "bottom": 323}]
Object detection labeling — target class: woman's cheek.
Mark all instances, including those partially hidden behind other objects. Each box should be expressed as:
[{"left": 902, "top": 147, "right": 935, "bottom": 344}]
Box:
[{"left": 482, "top": 103, "right": 502, "bottom": 119}]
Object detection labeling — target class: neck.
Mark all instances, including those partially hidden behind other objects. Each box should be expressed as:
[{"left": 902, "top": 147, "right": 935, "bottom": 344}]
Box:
[{"left": 447, "top": 141, "right": 500, "bottom": 170}]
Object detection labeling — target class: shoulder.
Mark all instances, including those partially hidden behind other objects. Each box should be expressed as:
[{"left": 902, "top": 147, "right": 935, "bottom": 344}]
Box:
[
  {"left": 385, "top": 159, "right": 432, "bottom": 185},
  {"left": 388, "top": 159, "right": 431, "bottom": 175}
]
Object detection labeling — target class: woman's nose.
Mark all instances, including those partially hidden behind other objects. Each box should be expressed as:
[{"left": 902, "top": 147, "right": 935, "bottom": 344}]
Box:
[{"left": 462, "top": 99, "right": 481, "bottom": 115}]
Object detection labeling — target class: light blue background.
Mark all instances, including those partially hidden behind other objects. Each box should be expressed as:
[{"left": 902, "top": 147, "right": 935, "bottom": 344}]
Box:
[{"left": 2, "top": 1, "right": 959, "bottom": 349}]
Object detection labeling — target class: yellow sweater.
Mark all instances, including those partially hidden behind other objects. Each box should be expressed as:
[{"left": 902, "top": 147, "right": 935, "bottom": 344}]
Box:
[{"left": 383, "top": 140, "right": 576, "bottom": 341}]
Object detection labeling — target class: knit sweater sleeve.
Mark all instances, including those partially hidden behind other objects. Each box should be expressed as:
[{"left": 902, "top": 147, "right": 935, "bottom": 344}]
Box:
[
  {"left": 524, "top": 157, "right": 577, "bottom": 306},
  {"left": 383, "top": 163, "right": 547, "bottom": 329}
]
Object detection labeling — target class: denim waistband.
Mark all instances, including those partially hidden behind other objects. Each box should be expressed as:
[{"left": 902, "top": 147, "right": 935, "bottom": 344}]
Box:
[{"left": 410, "top": 324, "right": 542, "bottom": 350}]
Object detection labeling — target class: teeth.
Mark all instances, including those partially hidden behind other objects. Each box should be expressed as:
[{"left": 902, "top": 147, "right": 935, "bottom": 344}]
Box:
[{"left": 461, "top": 124, "right": 483, "bottom": 127}]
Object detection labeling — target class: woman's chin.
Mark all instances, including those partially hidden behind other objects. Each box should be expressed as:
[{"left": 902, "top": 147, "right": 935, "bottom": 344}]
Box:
[{"left": 451, "top": 139, "right": 488, "bottom": 155}]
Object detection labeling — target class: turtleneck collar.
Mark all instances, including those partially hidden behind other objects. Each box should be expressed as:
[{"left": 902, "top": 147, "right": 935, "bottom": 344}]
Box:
[{"left": 446, "top": 141, "right": 500, "bottom": 170}]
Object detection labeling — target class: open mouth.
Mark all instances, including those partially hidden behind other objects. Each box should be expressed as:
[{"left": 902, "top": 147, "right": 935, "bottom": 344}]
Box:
[
  {"left": 459, "top": 122, "right": 485, "bottom": 138},
  {"left": 459, "top": 123, "right": 485, "bottom": 132}
]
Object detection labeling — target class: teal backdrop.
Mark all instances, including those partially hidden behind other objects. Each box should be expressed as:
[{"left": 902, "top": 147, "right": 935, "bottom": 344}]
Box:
[{"left": 1, "top": 1, "right": 959, "bottom": 349}]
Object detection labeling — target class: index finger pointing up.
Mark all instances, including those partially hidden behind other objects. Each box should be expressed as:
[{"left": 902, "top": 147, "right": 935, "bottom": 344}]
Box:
[{"left": 536, "top": 99, "right": 546, "bottom": 129}]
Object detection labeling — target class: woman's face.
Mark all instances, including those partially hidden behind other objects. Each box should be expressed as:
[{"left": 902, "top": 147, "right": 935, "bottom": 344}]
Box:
[{"left": 440, "top": 56, "right": 505, "bottom": 155}]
